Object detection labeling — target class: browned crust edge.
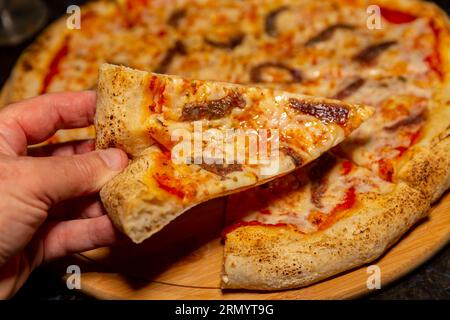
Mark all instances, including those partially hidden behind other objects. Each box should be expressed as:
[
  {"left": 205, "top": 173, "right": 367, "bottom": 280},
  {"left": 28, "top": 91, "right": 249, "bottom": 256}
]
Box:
[
  {"left": 398, "top": 136, "right": 450, "bottom": 203},
  {"left": 222, "top": 182, "right": 430, "bottom": 290}
]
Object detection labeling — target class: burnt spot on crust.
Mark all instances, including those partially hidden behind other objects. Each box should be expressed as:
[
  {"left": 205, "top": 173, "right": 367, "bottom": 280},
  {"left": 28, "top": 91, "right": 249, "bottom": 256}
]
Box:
[
  {"left": 167, "top": 9, "right": 186, "bottom": 28},
  {"left": 282, "top": 147, "right": 303, "bottom": 166},
  {"left": 305, "top": 24, "right": 355, "bottom": 47},
  {"left": 181, "top": 92, "right": 246, "bottom": 121},
  {"left": 250, "top": 62, "right": 302, "bottom": 83},
  {"left": 289, "top": 98, "right": 350, "bottom": 125},
  {"left": 353, "top": 41, "right": 397, "bottom": 64},
  {"left": 200, "top": 163, "right": 243, "bottom": 177},
  {"left": 384, "top": 110, "right": 426, "bottom": 131},
  {"left": 265, "top": 6, "right": 289, "bottom": 37},
  {"left": 333, "top": 78, "right": 365, "bottom": 100},
  {"left": 204, "top": 34, "right": 245, "bottom": 50},
  {"left": 22, "top": 60, "right": 33, "bottom": 72},
  {"left": 154, "top": 40, "right": 186, "bottom": 74}
]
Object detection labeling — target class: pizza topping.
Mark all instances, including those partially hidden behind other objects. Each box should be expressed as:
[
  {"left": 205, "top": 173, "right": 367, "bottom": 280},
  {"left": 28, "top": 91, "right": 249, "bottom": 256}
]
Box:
[
  {"left": 384, "top": 110, "right": 426, "bottom": 131},
  {"left": 265, "top": 6, "right": 289, "bottom": 37},
  {"left": 167, "top": 9, "right": 186, "bottom": 28},
  {"left": 380, "top": 7, "right": 417, "bottom": 24},
  {"left": 305, "top": 24, "right": 355, "bottom": 47},
  {"left": 425, "top": 20, "right": 443, "bottom": 79},
  {"left": 250, "top": 62, "right": 302, "bottom": 83},
  {"left": 309, "top": 153, "right": 337, "bottom": 181},
  {"left": 333, "top": 78, "right": 365, "bottom": 100},
  {"left": 155, "top": 173, "right": 186, "bottom": 199},
  {"left": 309, "top": 186, "right": 356, "bottom": 230},
  {"left": 180, "top": 92, "right": 246, "bottom": 121},
  {"left": 204, "top": 34, "right": 245, "bottom": 50},
  {"left": 309, "top": 155, "right": 339, "bottom": 209},
  {"left": 154, "top": 41, "right": 186, "bottom": 74},
  {"left": 309, "top": 154, "right": 336, "bottom": 208},
  {"left": 378, "top": 159, "right": 394, "bottom": 182},
  {"left": 41, "top": 38, "right": 69, "bottom": 94},
  {"left": 200, "top": 163, "right": 243, "bottom": 177},
  {"left": 148, "top": 76, "right": 166, "bottom": 112},
  {"left": 289, "top": 99, "right": 349, "bottom": 125},
  {"left": 353, "top": 41, "right": 397, "bottom": 64},
  {"left": 283, "top": 147, "right": 303, "bottom": 166},
  {"left": 311, "top": 181, "right": 327, "bottom": 209},
  {"left": 341, "top": 160, "right": 353, "bottom": 175}
]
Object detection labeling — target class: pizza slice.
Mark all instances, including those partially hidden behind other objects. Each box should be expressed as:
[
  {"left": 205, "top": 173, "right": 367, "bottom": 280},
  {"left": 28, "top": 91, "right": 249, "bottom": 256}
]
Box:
[
  {"left": 221, "top": 153, "right": 430, "bottom": 290},
  {"left": 95, "top": 64, "right": 373, "bottom": 243}
]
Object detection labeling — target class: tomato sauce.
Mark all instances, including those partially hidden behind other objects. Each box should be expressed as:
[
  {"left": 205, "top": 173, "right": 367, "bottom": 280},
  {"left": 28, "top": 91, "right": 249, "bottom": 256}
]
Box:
[
  {"left": 40, "top": 40, "right": 69, "bottom": 94},
  {"left": 341, "top": 160, "right": 353, "bottom": 175},
  {"left": 380, "top": 7, "right": 417, "bottom": 24}
]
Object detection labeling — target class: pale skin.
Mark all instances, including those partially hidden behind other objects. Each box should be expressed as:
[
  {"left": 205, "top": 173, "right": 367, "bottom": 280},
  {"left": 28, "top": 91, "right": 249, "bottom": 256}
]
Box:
[{"left": 0, "top": 91, "right": 129, "bottom": 299}]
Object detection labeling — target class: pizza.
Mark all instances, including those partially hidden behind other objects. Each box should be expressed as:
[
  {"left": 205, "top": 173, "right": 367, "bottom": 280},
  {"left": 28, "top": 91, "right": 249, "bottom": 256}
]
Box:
[
  {"left": 1, "top": 0, "right": 449, "bottom": 291},
  {"left": 95, "top": 63, "right": 371, "bottom": 243}
]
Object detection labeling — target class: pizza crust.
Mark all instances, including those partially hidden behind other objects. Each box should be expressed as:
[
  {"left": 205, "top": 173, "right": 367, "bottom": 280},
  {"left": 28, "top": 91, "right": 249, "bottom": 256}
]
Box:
[
  {"left": 0, "top": 17, "right": 69, "bottom": 105},
  {"left": 396, "top": 86, "right": 450, "bottom": 202},
  {"left": 398, "top": 136, "right": 450, "bottom": 203},
  {"left": 222, "top": 181, "right": 429, "bottom": 290},
  {"left": 95, "top": 63, "right": 155, "bottom": 157},
  {"left": 100, "top": 146, "right": 195, "bottom": 244}
]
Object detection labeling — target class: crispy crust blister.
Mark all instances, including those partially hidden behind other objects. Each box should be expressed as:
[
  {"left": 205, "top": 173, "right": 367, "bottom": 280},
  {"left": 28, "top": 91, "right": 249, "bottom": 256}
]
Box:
[{"left": 95, "top": 64, "right": 372, "bottom": 244}]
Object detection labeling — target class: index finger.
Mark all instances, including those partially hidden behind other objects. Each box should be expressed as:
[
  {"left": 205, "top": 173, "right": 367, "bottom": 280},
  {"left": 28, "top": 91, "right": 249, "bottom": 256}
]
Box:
[{"left": 0, "top": 91, "right": 96, "bottom": 155}]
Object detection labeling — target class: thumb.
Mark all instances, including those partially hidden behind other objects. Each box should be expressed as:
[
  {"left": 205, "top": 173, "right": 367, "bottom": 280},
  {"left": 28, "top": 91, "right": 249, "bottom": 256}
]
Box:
[{"left": 26, "top": 148, "right": 128, "bottom": 205}]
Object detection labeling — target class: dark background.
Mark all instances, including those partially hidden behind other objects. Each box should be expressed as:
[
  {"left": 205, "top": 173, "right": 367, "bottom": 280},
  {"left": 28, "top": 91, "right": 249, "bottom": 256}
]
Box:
[{"left": 1, "top": 0, "right": 449, "bottom": 300}]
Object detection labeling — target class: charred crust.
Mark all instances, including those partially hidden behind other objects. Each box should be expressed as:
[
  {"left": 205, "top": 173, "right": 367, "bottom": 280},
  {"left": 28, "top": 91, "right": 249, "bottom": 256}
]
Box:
[
  {"left": 180, "top": 91, "right": 246, "bottom": 121},
  {"left": 265, "top": 6, "right": 289, "bottom": 37},
  {"left": 289, "top": 98, "right": 350, "bottom": 125},
  {"left": 250, "top": 62, "right": 302, "bottom": 83},
  {"left": 353, "top": 41, "right": 397, "bottom": 64}
]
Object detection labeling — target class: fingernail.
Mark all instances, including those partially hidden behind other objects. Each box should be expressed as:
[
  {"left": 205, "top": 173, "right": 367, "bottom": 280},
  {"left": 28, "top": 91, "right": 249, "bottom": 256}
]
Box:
[{"left": 98, "top": 149, "right": 127, "bottom": 171}]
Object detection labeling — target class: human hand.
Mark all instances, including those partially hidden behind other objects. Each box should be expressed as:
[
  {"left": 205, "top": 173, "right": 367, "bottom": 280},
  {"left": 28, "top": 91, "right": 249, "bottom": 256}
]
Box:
[{"left": 0, "top": 92, "right": 128, "bottom": 299}]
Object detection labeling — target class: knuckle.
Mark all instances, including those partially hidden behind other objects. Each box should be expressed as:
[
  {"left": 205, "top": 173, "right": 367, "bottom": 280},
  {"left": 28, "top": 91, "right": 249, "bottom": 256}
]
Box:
[{"left": 71, "top": 155, "right": 102, "bottom": 187}]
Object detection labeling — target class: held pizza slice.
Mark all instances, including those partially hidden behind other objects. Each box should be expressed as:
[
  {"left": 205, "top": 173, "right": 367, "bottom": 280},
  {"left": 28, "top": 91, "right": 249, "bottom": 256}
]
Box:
[
  {"left": 221, "top": 154, "right": 430, "bottom": 290},
  {"left": 95, "top": 64, "right": 373, "bottom": 243}
]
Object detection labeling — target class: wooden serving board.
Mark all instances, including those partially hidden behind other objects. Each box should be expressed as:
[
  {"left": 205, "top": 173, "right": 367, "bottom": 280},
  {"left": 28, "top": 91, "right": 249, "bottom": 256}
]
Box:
[{"left": 50, "top": 192, "right": 450, "bottom": 300}]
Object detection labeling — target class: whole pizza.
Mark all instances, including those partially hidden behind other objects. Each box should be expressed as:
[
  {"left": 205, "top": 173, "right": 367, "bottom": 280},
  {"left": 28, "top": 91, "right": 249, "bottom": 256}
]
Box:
[{"left": 1, "top": 0, "right": 449, "bottom": 291}]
